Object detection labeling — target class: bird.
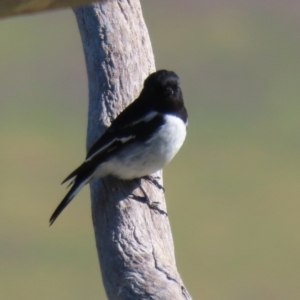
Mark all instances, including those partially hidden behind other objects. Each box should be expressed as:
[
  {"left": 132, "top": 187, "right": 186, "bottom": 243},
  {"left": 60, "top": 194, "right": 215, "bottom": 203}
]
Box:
[{"left": 49, "top": 70, "right": 188, "bottom": 225}]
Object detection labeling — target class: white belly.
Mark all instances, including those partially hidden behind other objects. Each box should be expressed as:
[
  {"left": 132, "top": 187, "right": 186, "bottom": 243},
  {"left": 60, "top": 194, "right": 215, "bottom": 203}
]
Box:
[{"left": 98, "top": 114, "right": 187, "bottom": 180}]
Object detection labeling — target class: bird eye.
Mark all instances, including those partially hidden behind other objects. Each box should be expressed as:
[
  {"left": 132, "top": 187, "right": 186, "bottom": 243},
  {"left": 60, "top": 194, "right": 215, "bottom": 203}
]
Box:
[{"left": 165, "top": 87, "right": 174, "bottom": 96}]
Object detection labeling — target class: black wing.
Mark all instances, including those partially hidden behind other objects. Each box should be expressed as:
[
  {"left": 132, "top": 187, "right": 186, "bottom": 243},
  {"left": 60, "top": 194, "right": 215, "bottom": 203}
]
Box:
[
  {"left": 62, "top": 101, "right": 164, "bottom": 184},
  {"left": 86, "top": 95, "right": 160, "bottom": 159}
]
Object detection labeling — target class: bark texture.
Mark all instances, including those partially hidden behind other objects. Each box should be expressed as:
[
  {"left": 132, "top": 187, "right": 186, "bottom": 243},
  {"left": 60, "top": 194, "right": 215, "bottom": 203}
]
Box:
[{"left": 74, "top": 1, "right": 191, "bottom": 299}]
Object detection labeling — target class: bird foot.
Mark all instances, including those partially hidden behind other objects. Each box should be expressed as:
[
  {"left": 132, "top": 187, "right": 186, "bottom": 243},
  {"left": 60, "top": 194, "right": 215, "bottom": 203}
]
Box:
[
  {"left": 129, "top": 183, "right": 167, "bottom": 216},
  {"left": 142, "top": 175, "right": 165, "bottom": 192}
]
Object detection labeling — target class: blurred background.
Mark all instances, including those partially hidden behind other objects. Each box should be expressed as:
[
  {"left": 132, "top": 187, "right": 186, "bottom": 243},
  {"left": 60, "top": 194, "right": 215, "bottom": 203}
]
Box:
[{"left": 1, "top": 0, "right": 300, "bottom": 299}]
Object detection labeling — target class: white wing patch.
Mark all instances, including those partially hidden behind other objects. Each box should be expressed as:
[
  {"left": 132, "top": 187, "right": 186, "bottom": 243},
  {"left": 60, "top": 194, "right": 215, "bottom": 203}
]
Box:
[
  {"left": 128, "top": 111, "right": 157, "bottom": 127},
  {"left": 86, "top": 136, "right": 134, "bottom": 161},
  {"left": 85, "top": 111, "right": 158, "bottom": 162}
]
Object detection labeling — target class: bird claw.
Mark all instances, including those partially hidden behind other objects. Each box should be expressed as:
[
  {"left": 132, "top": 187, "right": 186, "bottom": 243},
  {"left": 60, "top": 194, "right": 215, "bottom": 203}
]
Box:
[
  {"left": 129, "top": 182, "right": 167, "bottom": 216},
  {"left": 147, "top": 201, "right": 167, "bottom": 215},
  {"left": 142, "top": 175, "right": 165, "bottom": 192}
]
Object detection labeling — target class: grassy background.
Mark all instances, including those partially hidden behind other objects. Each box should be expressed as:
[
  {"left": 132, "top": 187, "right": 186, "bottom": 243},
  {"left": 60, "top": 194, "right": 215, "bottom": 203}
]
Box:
[{"left": 1, "top": 1, "right": 300, "bottom": 299}]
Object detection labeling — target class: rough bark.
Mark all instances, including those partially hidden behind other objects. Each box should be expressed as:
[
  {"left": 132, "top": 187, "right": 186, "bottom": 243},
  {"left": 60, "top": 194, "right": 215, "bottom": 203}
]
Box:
[{"left": 74, "top": 1, "right": 191, "bottom": 299}]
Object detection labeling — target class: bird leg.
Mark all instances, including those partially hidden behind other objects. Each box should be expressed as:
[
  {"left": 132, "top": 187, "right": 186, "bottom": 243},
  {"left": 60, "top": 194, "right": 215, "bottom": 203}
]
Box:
[
  {"left": 129, "top": 179, "right": 167, "bottom": 215},
  {"left": 142, "top": 175, "right": 165, "bottom": 192}
]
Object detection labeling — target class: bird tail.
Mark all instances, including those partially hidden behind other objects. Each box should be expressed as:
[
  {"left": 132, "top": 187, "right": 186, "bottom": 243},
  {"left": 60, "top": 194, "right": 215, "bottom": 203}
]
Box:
[
  {"left": 49, "top": 172, "right": 92, "bottom": 226},
  {"left": 61, "top": 163, "right": 86, "bottom": 185}
]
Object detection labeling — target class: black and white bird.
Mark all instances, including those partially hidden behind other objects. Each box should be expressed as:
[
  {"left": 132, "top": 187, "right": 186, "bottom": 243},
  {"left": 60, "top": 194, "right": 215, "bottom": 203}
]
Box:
[{"left": 49, "top": 70, "right": 188, "bottom": 225}]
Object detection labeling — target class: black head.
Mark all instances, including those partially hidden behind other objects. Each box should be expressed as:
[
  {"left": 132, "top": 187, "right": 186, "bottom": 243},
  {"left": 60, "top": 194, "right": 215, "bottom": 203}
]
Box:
[{"left": 142, "top": 70, "right": 184, "bottom": 113}]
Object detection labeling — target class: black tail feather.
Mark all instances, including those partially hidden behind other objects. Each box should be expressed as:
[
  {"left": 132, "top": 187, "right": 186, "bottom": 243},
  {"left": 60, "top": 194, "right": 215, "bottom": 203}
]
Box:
[
  {"left": 61, "top": 164, "right": 83, "bottom": 184},
  {"left": 49, "top": 185, "right": 77, "bottom": 226},
  {"left": 50, "top": 174, "right": 91, "bottom": 226},
  {"left": 61, "top": 160, "right": 95, "bottom": 185}
]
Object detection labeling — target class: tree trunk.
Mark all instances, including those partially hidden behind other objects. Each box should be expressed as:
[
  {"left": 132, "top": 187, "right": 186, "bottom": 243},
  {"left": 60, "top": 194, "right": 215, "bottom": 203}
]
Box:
[{"left": 74, "top": 1, "right": 191, "bottom": 299}]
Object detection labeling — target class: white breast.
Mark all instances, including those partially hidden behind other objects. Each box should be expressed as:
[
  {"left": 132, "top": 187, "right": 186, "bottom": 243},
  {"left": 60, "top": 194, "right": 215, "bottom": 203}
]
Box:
[
  {"left": 95, "top": 114, "right": 187, "bottom": 180},
  {"left": 148, "top": 114, "right": 187, "bottom": 166}
]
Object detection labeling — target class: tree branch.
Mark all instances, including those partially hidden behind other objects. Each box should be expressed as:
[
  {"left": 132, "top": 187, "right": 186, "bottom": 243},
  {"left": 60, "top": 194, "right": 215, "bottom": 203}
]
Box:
[
  {"left": 74, "top": 1, "right": 191, "bottom": 299},
  {"left": 0, "top": 0, "right": 97, "bottom": 18}
]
